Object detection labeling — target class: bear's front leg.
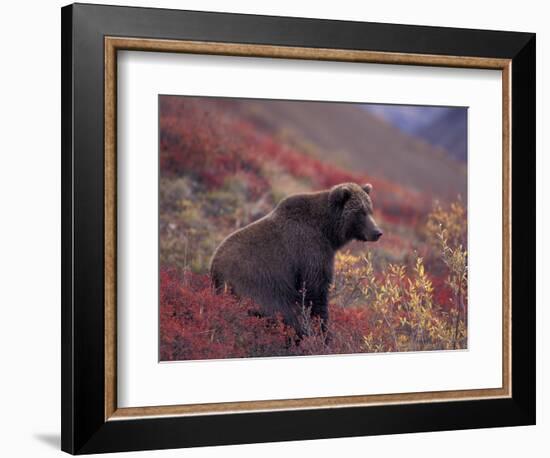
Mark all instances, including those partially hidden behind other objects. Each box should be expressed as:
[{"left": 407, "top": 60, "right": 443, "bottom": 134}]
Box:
[
  {"left": 309, "top": 285, "right": 329, "bottom": 337},
  {"left": 292, "top": 281, "right": 326, "bottom": 338},
  {"left": 295, "top": 262, "right": 332, "bottom": 340}
]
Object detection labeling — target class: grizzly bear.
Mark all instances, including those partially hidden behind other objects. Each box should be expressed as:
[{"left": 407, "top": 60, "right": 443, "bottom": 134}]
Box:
[{"left": 210, "top": 182, "right": 383, "bottom": 337}]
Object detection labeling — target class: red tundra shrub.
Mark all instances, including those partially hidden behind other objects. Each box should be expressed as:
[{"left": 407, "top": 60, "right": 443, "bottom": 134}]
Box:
[
  {"left": 295, "top": 305, "right": 374, "bottom": 356},
  {"left": 159, "top": 269, "right": 296, "bottom": 361}
]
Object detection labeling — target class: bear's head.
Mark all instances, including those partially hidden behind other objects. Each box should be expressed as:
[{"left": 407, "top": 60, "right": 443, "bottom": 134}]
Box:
[{"left": 329, "top": 182, "right": 383, "bottom": 247}]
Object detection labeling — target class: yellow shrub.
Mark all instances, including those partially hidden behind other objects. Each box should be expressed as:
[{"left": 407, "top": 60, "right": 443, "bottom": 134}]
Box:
[{"left": 331, "top": 200, "right": 467, "bottom": 352}]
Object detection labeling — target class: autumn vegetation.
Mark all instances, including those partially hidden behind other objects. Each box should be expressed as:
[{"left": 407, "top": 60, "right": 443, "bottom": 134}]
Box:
[{"left": 159, "top": 96, "right": 468, "bottom": 361}]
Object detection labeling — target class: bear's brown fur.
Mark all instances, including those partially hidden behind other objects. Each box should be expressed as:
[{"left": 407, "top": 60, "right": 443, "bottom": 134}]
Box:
[{"left": 210, "top": 182, "right": 382, "bottom": 336}]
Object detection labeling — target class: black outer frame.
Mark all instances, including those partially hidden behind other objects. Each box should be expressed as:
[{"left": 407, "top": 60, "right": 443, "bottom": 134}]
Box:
[{"left": 61, "top": 3, "right": 536, "bottom": 454}]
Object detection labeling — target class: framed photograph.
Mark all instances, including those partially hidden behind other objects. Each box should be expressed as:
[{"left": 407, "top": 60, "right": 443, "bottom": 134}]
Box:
[{"left": 61, "top": 3, "right": 536, "bottom": 454}]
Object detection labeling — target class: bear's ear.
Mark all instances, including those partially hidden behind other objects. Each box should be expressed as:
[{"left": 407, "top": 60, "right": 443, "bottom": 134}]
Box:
[
  {"left": 363, "top": 183, "right": 373, "bottom": 194},
  {"left": 329, "top": 185, "right": 351, "bottom": 208}
]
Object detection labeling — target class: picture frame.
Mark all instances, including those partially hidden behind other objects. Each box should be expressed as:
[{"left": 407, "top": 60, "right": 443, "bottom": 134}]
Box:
[{"left": 61, "top": 3, "right": 535, "bottom": 454}]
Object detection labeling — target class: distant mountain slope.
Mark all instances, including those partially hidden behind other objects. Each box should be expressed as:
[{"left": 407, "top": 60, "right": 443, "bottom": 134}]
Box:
[
  {"left": 416, "top": 108, "right": 468, "bottom": 162},
  {"left": 235, "top": 99, "right": 466, "bottom": 199},
  {"left": 364, "top": 105, "right": 468, "bottom": 163}
]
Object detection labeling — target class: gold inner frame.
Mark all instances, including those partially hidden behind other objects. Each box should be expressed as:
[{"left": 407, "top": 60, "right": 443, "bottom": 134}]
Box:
[{"left": 104, "top": 36, "right": 512, "bottom": 421}]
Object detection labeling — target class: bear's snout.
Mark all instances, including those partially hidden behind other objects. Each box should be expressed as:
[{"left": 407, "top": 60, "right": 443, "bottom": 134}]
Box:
[{"left": 368, "top": 230, "right": 383, "bottom": 242}]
